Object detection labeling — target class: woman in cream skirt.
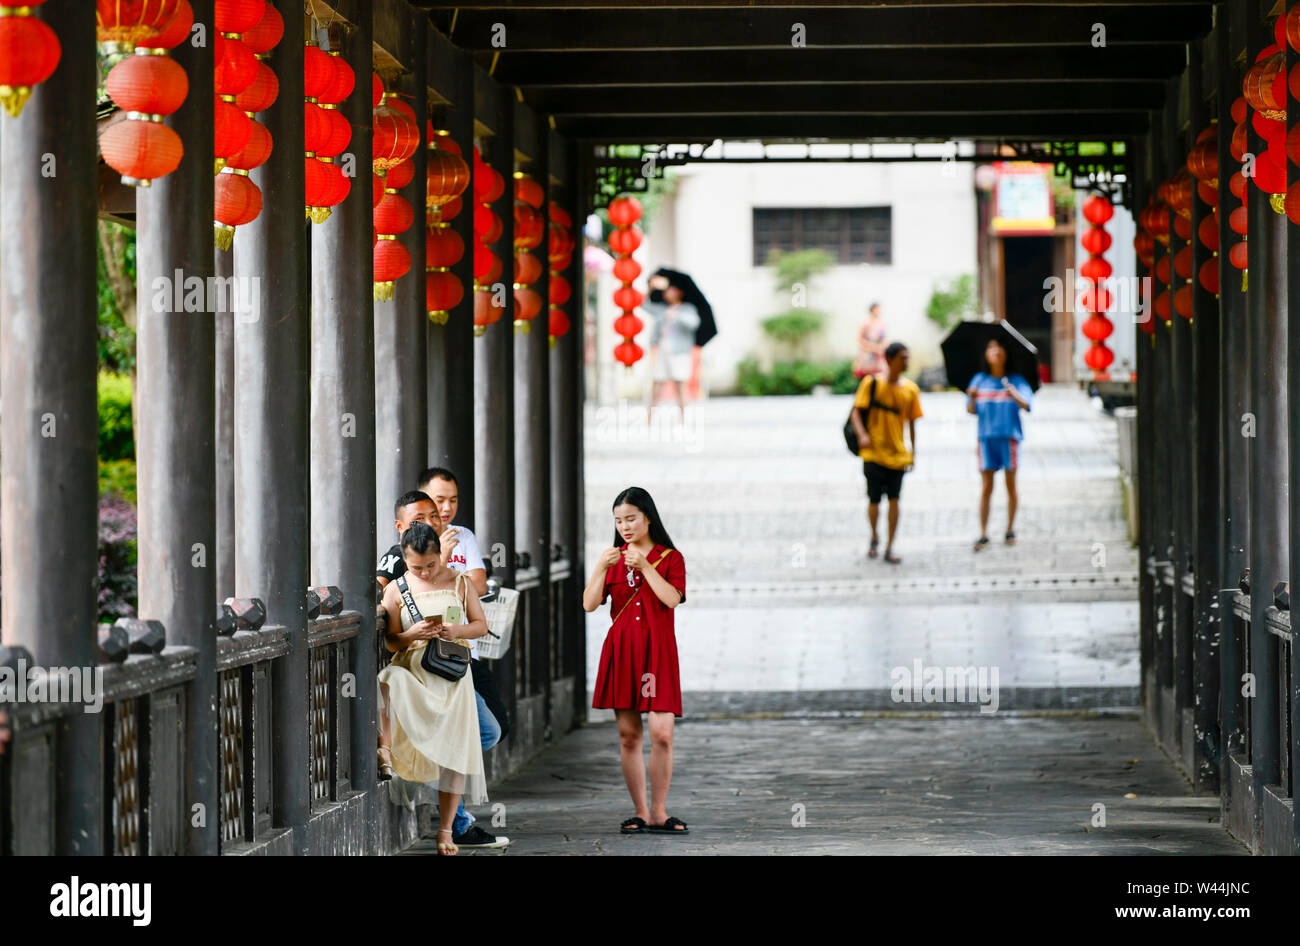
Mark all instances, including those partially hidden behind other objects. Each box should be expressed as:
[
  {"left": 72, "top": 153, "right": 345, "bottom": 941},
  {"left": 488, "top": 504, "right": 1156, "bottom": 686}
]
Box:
[{"left": 378, "top": 520, "right": 491, "bottom": 854}]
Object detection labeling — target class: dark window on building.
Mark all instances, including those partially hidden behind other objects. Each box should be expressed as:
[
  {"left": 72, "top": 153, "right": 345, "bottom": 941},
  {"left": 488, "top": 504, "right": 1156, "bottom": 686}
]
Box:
[{"left": 753, "top": 207, "right": 892, "bottom": 266}]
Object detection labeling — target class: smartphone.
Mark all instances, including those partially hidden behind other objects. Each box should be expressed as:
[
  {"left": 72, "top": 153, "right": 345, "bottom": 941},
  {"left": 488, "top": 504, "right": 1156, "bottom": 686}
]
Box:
[
  {"left": 424, "top": 612, "right": 444, "bottom": 627},
  {"left": 444, "top": 604, "right": 461, "bottom": 624}
]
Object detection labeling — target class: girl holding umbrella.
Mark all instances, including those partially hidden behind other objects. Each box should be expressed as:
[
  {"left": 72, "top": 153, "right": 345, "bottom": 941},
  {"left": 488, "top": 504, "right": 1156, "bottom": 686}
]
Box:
[
  {"left": 966, "top": 337, "right": 1033, "bottom": 550},
  {"left": 583, "top": 486, "right": 690, "bottom": 836}
]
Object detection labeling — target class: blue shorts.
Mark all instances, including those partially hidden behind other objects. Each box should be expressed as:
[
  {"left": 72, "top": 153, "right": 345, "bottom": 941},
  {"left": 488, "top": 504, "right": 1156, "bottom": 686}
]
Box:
[{"left": 978, "top": 438, "right": 1019, "bottom": 472}]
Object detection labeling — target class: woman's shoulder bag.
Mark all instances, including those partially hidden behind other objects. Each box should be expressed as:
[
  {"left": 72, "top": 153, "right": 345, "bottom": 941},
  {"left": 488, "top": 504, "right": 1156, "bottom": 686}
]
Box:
[{"left": 396, "top": 575, "right": 471, "bottom": 682}]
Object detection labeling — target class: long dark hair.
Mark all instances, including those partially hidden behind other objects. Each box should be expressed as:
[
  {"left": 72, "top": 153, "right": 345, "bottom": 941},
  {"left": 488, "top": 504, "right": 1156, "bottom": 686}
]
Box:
[
  {"left": 611, "top": 486, "right": 676, "bottom": 550},
  {"left": 981, "top": 337, "right": 1008, "bottom": 374}
]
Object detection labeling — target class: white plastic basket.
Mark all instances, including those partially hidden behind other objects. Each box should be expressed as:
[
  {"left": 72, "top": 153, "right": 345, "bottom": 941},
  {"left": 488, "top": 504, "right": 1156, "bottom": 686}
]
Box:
[{"left": 476, "top": 587, "right": 519, "bottom": 660}]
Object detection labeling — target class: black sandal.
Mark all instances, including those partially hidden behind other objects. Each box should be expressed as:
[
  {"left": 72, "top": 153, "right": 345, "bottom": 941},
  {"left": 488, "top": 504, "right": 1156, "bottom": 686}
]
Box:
[
  {"left": 868, "top": 537, "right": 879, "bottom": 559},
  {"left": 1004, "top": 531, "right": 1016, "bottom": 546},
  {"left": 620, "top": 817, "right": 648, "bottom": 834},
  {"left": 973, "top": 536, "right": 990, "bottom": 552},
  {"left": 648, "top": 816, "right": 689, "bottom": 835},
  {"left": 883, "top": 550, "right": 902, "bottom": 565}
]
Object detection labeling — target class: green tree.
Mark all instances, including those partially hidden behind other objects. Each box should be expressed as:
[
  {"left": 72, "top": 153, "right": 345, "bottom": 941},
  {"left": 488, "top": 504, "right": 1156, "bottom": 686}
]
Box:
[
  {"left": 760, "top": 248, "right": 835, "bottom": 361},
  {"left": 925, "top": 274, "right": 980, "bottom": 331}
]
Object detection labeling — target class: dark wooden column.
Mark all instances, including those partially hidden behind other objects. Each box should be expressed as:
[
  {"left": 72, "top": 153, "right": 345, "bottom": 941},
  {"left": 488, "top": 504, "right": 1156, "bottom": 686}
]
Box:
[
  {"left": 1245, "top": 9, "right": 1287, "bottom": 823},
  {"left": 1286, "top": 0, "right": 1300, "bottom": 856},
  {"left": 232, "top": 1, "right": 310, "bottom": 853},
  {"left": 0, "top": 0, "right": 100, "bottom": 854},
  {"left": 568, "top": 139, "right": 590, "bottom": 717},
  {"left": 135, "top": 0, "right": 217, "bottom": 854},
  {"left": 375, "top": 22, "right": 429, "bottom": 544},
  {"left": 1187, "top": 40, "right": 1221, "bottom": 793},
  {"left": 1134, "top": 137, "right": 1156, "bottom": 717},
  {"left": 515, "top": 101, "right": 552, "bottom": 710},
  {"left": 309, "top": 14, "right": 376, "bottom": 808},
  {"left": 473, "top": 71, "right": 517, "bottom": 713},
  {"left": 215, "top": 247, "right": 236, "bottom": 600},
  {"left": 426, "top": 34, "right": 476, "bottom": 519}
]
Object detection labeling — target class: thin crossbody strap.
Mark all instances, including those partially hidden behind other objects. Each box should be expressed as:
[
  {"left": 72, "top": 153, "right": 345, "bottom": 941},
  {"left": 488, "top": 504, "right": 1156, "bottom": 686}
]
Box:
[
  {"left": 611, "top": 549, "right": 673, "bottom": 625},
  {"left": 395, "top": 575, "right": 423, "bottom": 628}
]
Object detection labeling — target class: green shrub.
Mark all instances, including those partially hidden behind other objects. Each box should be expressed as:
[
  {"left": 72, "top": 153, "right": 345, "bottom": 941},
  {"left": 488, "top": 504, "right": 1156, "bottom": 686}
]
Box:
[
  {"left": 98, "top": 371, "right": 134, "bottom": 462},
  {"left": 925, "top": 274, "right": 980, "bottom": 331},
  {"left": 735, "top": 358, "right": 860, "bottom": 397},
  {"left": 99, "top": 458, "right": 136, "bottom": 504}
]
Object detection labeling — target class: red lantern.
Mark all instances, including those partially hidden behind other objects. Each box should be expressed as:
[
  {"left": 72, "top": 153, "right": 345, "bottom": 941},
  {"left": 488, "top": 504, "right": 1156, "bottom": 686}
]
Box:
[
  {"left": 1172, "top": 285, "right": 1193, "bottom": 319},
  {"left": 1197, "top": 180, "right": 1218, "bottom": 207},
  {"left": 1079, "top": 282, "right": 1112, "bottom": 313},
  {"left": 474, "top": 204, "right": 502, "bottom": 244},
  {"left": 609, "top": 227, "right": 642, "bottom": 255},
  {"left": 213, "top": 168, "right": 261, "bottom": 250},
  {"left": 214, "top": 33, "right": 257, "bottom": 97},
  {"left": 548, "top": 305, "right": 571, "bottom": 345},
  {"left": 549, "top": 204, "right": 573, "bottom": 228},
  {"left": 473, "top": 244, "right": 501, "bottom": 284},
  {"left": 305, "top": 156, "right": 332, "bottom": 222},
  {"left": 1229, "top": 204, "right": 1249, "bottom": 235},
  {"left": 513, "top": 287, "right": 543, "bottom": 324},
  {"left": 426, "top": 227, "right": 465, "bottom": 269},
  {"left": 513, "top": 251, "right": 542, "bottom": 286},
  {"left": 514, "top": 175, "right": 544, "bottom": 208},
  {"left": 608, "top": 195, "right": 643, "bottom": 227},
  {"left": 1198, "top": 212, "right": 1219, "bottom": 252},
  {"left": 1230, "top": 122, "right": 1249, "bottom": 162},
  {"left": 1287, "top": 4, "right": 1300, "bottom": 53},
  {"left": 1155, "top": 256, "right": 1171, "bottom": 285},
  {"left": 474, "top": 287, "right": 505, "bottom": 336},
  {"left": 1199, "top": 257, "right": 1220, "bottom": 295},
  {"left": 1173, "top": 245, "right": 1193, "bottom": 281},
  {"left": 371, "top": 71, "right": 382, "bottom": 108},
  {"left": 315, "top": 106, "right": 350, "bottom": 158},
  {"left": 549, "top": 223, "right": 575, "bottom": 267},
  {"left": 373, "top": 95, "right": 418, "bottom": 171},
  {"left": 1229, "top": 241, "right": 1248, "bottom": 271},
  {"left": 614, "top": 286, "right": 644, "bottom": 311},
  {"left": 1081, "top": 314, "right": 1113, "bottom": 342},
  {"left": 140, "top": 0, "right": 193, "bottom": 49},
  {"left": 97, "top": 0, "right": 184, "bottom": 48},
  {"left": 1229, "top": 170, "right": 1247, "bottom": 200},
  {"left": 549, "top": 273, "right": 572, "bottom": 306},
  {"left": 234, "top": 60, "right": 277, "bottom": 112},
  {"left": 1173, "top": 214, "right": 1192, "bottom": 241},
  {"left": 614, "top": 340, "right": 644, "bottom": 367},
  {"left": 426, "top": 271, "right": 463, "bottom": 324},
  {"left": 473, "top": 164, "right": 505, "bottom": 203},
  {"left": 1255, "top": 146, "right": 1288, "bottom": 196},
  {"left": 1080, "top": 226, "right": 1111, "bottom": 255},
  {"left": 215, "top": 0, "right": 265, "bottom": 34},
  {"left": 100, "top": 117, "right": 183, "bottom": 186},
  {"left": 1154, "top": 290, "right": 1172, "bottom": 322},
  {"left": 226, "top": 117, "right": 271, "bottom": 170},
  {"left": 1078, "top": 257, "right": 1112, "bottom": 281},
  {"left": 374, "top": 237, "right": 412, "bottom": 301},
  {"left": 614, "top": 313, "right": 645, "bottom": 338},
  {"left": 1081, "top": 195, "right": 1114, "bottom": 226},
  {"left": 105, "top": 51, "right": 188, "bottom": 115},
  {"left": 1288, "top": 180, "right": 1300, "bottom": 225},
  {"left": 438, "top": 195, "right": 463, "bottom": 222},
  {"left": 612, "top": 256, "right": 641, "bottom": 283},
  {"left": 1134, "top": 230, "right": 1155, "bottom": 265},
  {"left": 242, "top": 1, "right": 283, "bottom": 55},
  {"left": 1187, "top": 135, "right": 1218, "bottom": 183},
  {"left": 213, "top": 95, "right": 252, "bottom": 166},
  {"left": 303, "top": 100, "right": 328, "bottom": 154},
  {"left": 1084, "top": 344, "right": 1114, "bottom": 372},
  {"left": 513, "top": 200, "right": 544, "bottom": 249},
  {"left": 427, "top": 147, "right": 470, "bottom": 209},
  {"left": 374, "top": 192, "right": 415, "bottom": 235},
  {"left": 319, "top": 159, "right": 349, "bottom": 210},
  {"left": 303, "top": 43, "right": 332, "bottom": 100},
  {"left": 318, "top": 52, "right": 354, "bottom": 105},
  {"left": 1244, "top": 51, "right": 1285, "bottom": 116},
  {"left": 387, "top": 158, "right": 414, "bottom": 191}
]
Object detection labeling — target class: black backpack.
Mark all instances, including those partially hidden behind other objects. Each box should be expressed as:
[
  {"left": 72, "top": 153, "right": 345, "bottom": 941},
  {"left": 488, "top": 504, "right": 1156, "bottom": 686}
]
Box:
[{"left": 842, "top": 377, "right": 899, "bottom": 456}]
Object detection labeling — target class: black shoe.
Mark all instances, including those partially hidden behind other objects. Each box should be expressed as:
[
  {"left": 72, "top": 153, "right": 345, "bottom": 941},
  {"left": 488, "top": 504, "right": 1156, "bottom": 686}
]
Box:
[{"left": 452, "top": 824, "right": 510, "bottom": 848}]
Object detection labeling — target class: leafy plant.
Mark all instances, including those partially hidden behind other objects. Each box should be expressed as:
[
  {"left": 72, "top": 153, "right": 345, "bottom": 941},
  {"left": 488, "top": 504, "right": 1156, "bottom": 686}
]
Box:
[
  {"left": 759, "top": 248, "right": 835, "bottom": 361},
  {"left": 97, "top": 221, "right": 136, "bottom": 374},
  {"left": 99, "top": 459, "right": 137, "bottom": 504},
  {"left": 925, "top": 274, "right": 980, "bottom": 331},
  {"left": 98, "top": 371, "right": 134, "bottom": 462},
  {"left": 98, "top": 494, "right": 138, "bottom": 623},
  {"left": 735, "top": 358, "right": 859, "bottom": 397}
]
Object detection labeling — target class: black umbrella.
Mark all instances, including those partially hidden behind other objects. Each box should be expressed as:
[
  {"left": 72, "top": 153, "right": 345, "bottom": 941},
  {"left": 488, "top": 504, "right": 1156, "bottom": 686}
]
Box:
[
  {"left": 647, "top": 267, "right": 717, "bottom": 347},
  {"left": 940, "top": 319, "right": 1041, "bottom": 392}
]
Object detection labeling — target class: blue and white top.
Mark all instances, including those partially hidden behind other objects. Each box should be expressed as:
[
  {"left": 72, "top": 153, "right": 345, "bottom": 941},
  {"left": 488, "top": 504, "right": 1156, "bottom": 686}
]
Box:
[{"left": 967, "top": 372, "right": 1033, "bottom": 441}]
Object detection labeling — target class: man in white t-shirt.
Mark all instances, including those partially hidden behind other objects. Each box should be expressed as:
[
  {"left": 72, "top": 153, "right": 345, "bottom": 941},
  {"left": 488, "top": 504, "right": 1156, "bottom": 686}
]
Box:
[{"left": 416, "top": 466, "right": 508, "bottom": 849}]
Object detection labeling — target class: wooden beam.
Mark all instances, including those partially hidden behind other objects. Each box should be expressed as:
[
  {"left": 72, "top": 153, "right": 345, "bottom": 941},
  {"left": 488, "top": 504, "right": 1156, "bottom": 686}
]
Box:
[
  {"left": 490, "top": 45, "right": 1190, "bottom": 86},
  {"left": 445, "top": 6, "right": 1211, "bottom": 50},
  {"left": 415, "top": 0, "right": 1214, "bottom": 7},
  {"left": 373, "top": 0, "right": 421, "bottom": 72}
]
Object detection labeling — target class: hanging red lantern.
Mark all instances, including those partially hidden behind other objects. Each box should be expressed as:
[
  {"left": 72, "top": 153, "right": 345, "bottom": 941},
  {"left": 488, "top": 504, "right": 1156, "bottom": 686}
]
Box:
[
  {"left": 318, "top": 51, "right": 354, "bottom": 105},
  {"left": 473, "top": 287, "right": 504, "bottom": 336},
  {"left": 105, "top": 51, "right": 188, "bottom": 115},
  {"left": 373, "top": 92, "right": 418, "bottom": 171},
  {"left": 514, "top": 287, "right": 543, "bottom": 326},
  {"left": 513, "top": 200, "right": 544, "bottom": 249},
  {"left": 474, "top": 204, "right": 502, "bottom": 244},
  {"left": 514, "top": 174, "right": 544, "bottom": 208},
  {"left": 1172, "top": 245, "right": 1193, "bottom": 281},
  {"left": 427, "top": 145, "right": 470, "bottom": 210},
  {"left": 1198, "top": 212, "right": 1219, "bottom": 252},
  {"left": 1229, "top": 204, "right": 1249, "bottom": 236},
  {"left": 315, "top": 106, "right": 350, "bottom": 158},
  {"left": 214, "top": 32, "right": 257, "bottom": 97},
  {"left": 1198, "top": 256, "right": 1220, "bottom": 295},
  {"left": 1083, "top": 343, "right": 1115, "bottom": 372},
  {"left": 438, "top": 195, "right": 463, "bottom": 223},
  {"left": 609, "top": 227, "right": 642, "bottom": 255},
  {"left": 234, "top": 59, "right": 277, "bottom": 112},
  {"left": 612, "top": 256, "right": 640, "bottom": 283},
  {"left": 1154, "top": 290, "right": 1172, "bottom": 322},
  {"left": 305, "top": 155, "right": 332, "bottom": 222},
  {"left": 1080, "top": 226, "right": 1111, "bottom": 255},
  {"left": 319, "top": 159, "right": 349, "bottom": 210},
  {"left": 1081, "top": 195, "right": 1114, "bottom": 226},
  {"left": 375, "top": 192, "right": 415, "bottom": 235},
  {"left": 548, "top": 305, "right": 571, "bottom": 347},
  {"left": 226, "top": 116, "right": 270, "bottom": 170},
  {"left": 608, "top": 195, "right": 643, "bottom": 227},
  {"left": 1172, "top": 285, "right": 1193, "bottom": 319},
  {"left": 426, "top": 270, "right": 463, "bottom": 324},
  {"left": 549, "top": 204, "right": 573, "bottom": 228},
  {"left": 1230, "top": 122, "right": 1249, "bottom": 162},
  {"left": 1197, "top": 180, "right": 1218, "bottom": 207},
  {"left": 1187, "top": 133, "right": 1218, "bottom": 183},
  {"left": 387, "top": 158, "right": 414, "bottom": 191},
  {"left": 215, "top": 0, "right": 265, "bottom": 34},
  {"left": 1078, "top": 256, "right": 1112, "bottom": 281},
  {"left": 1288, "top": 180, "right": 1300, "bottom": 225},
  {"left": 140, "top": 0, "right": 193, "bottom": 49},
  {"left": 549, "top": 222, "right": 575, "bottom": 267},
  {"left": 370, "top": 70, "right": 382, "bottom": 108},
  {"left": 614, "top": 340, "right": 644, "bottom": 367},
  {"left": 1134, "top": 229, "right": 1155, "bottom": 266},
  {"left": 1254, "top": 145, "right": 1287, "bottom": 197},
  {"left": 548, "top": 273, "right": 571, "bottom": 306},
  {"left": 303, "top": 43, "right": 332, "bottom": 100},
  {"left": 374, "top": 237, "right": 412, "bottom": 302},
  {"left": 100, "top": 117, "right": 183, "bottom": 186},
  {"left": 614, "top": 312, "right": 644, "bottom": 338},
  {"left": 473, "top": 244, "right": 502, "bottom": 284},
  {"left": 473, "top": 163, "right": 505, "bottom": 203},
  {"left": 1229, "top": 170, "right": 1247, "bottom": 200},
  {"left": 242, "top": 2, "right": 283, "bottom": 55},
  {"left": 426, "top": 227, "right": 465, "bottom": 269},
  {"left": 1155, "top": 255, "right": 1171, "bottom": 285},
  {"left": 1081, "top": 313, "right": 1113, "bottom": 342},
  {"left": 213, "top": 167, "right": 261, "bottom": 250},
  {"left": 513, "top": 251, "right": 542, "bottom": 286},
  {"left": 97, "top": 0, "right": 183, "bottom": 50},
  {"left": 1228, "top": 241, "right": 1248, "bottom": 271},
  {"left": 213, "top": 95, "right": 252, "bottom": 169},
  {"left": 303, "top": 100, "right": 328, "bottom": 154},
  {"left": 1173, "top": 214, "right": 1192, "bottom": 241},
  {"left": 0, "top": 9, "right": 60, "bottom": 118},
  {"left": 1244, "top": 50, "right": 1285, "bottom": 117},
  {"left": 614, "top": 286, "right": 644, "bottom": 311}
]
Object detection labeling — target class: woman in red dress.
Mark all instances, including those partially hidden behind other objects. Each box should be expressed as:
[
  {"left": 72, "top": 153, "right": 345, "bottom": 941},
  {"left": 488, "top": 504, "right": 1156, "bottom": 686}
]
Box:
[{"left": 583, "top": 486, "right": 689, "bottom": 836}]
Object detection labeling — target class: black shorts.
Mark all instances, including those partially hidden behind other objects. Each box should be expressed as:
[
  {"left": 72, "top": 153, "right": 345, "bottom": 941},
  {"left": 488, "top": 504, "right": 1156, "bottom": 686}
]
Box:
[{"left": 863, "top": 461, "right": 906, "bottom": 503}]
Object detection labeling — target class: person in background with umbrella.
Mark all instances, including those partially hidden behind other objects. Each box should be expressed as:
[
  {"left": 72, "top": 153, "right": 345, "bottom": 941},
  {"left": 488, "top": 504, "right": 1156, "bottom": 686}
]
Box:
[
  {"left": 966, "top": 337, "right": 1033, "bottom": 551},
  {"left": 644, "top": 268, "right": 715, "bottom": 421}
]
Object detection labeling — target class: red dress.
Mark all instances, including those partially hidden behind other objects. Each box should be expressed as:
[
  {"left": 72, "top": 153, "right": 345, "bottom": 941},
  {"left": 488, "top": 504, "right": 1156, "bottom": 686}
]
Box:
[{"left": 592, "top": 545, "right": 687, "bottom": 717}]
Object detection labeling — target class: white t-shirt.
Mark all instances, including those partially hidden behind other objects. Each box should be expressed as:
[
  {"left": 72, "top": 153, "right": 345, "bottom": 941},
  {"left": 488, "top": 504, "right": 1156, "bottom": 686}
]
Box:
[{"left": 444, "top": 525, "right": 486, "bottom": 657}]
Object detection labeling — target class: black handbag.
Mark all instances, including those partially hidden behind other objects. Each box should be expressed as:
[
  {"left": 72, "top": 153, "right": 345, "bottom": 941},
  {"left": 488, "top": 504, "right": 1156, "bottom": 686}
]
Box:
[
  {"left": 396, "top": 575, "right": 471, "bottom": 682},
  {"left": 843, "top": 377, "right": 876, "bottom": 456}
]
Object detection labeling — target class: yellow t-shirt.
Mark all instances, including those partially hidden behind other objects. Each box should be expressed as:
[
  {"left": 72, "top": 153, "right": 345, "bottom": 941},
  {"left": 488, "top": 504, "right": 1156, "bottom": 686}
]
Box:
[{"left": 853, "top": 375, "right": 923, "bottom": 469}]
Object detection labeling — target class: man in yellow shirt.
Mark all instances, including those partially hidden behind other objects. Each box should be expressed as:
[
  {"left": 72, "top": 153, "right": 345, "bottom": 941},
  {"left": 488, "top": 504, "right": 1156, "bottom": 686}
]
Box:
[{"left": 849, "top": 342, "right": 923, "bottom": 564}]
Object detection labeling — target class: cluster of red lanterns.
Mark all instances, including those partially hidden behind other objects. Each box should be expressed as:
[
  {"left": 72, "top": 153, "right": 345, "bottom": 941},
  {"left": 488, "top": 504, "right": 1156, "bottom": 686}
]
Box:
[
  {"left": 425, "top": 128, "right": 469, "bottom": 323},
  {"left": 303, "top": 40, "right": 353, "bottom": 223},
  {"left": 1240, "top": 22, "right": 1289, "bottom": 211},
  {"left": 512, "top": 172, "right": 545, "bottom": 333},
  {"left": 1227, "top": 94, "right": 1251, "bottom": 287},
  {"left": 1132, "top": 201, "right": 1157, "bottom": 337},
  {"left": 97, "top": 0, "right": 193, "bottom": 187},
  {"left": 548, "top": 203, "right": 576, "bottom": 346},
  {"left": 0, "top": 1, "right": 60, "bottom": 118},
  {"left": 212, "top": 2, "right": 267, "bottom": 175},
  {"left": 1138, "top": 195, "right": 1173, "bottom": 328},
  {"left": 1186, "top": 124, "right": 1220, "bottom": 298},
  {"left": 472, "top": 146, "right": 507, "bottom": 336},
  {"left": 214, "top": 1, "right": 281, "bottom": 250},
  {"left": 1078, "top": 195, "right": 1115, "bottom": 372},
  {"left": 608, "top": 195, "right": 645, "bottom": 367},
  {"left": 372, "top": 79, "right": 419, "bottom": 301}
]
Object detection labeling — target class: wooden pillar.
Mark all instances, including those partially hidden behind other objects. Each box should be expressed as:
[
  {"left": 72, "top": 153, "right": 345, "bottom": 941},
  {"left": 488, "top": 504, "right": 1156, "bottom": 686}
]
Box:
[
  {"left": 309, "top": 16, "right": 376, "bottom": 807},
  {"left": 1245, "top": 4, "right": 1288, "bottom": 816},
  {"left": 1134, "top": 137, "right": 1156, "bottom": 715},
  {"left": 1286, "top": 0, "right": 1300, "bottom": 855},
  {"left": 232, "top": 1, "right": 310, "bottom": 853},
  {"left": 1187, "top": 41, "right": 1221, "bottom": 792},
  {"left": 215, "top": 248, "right": 236, "bottom": 600},
  {"left": 0, "top": 0, "right": 100, "bottom": 854},
  {"left": 568, "top": 140, "right": 589, "bottom": 715},
  {"left": 515, "top": 102, "right": 552, "bottom": 709},
  {"left": 474, "top": 73, "right": 517, "bottom": 713},
  {"left": 375, "top": 20, "right": 429, "bottom": 555},
  {"left": 426, "top": 35, "right": 476, "bottom": 520},
  {"left": 135, "top": 0, "right": 217, "bottom": 854}
]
